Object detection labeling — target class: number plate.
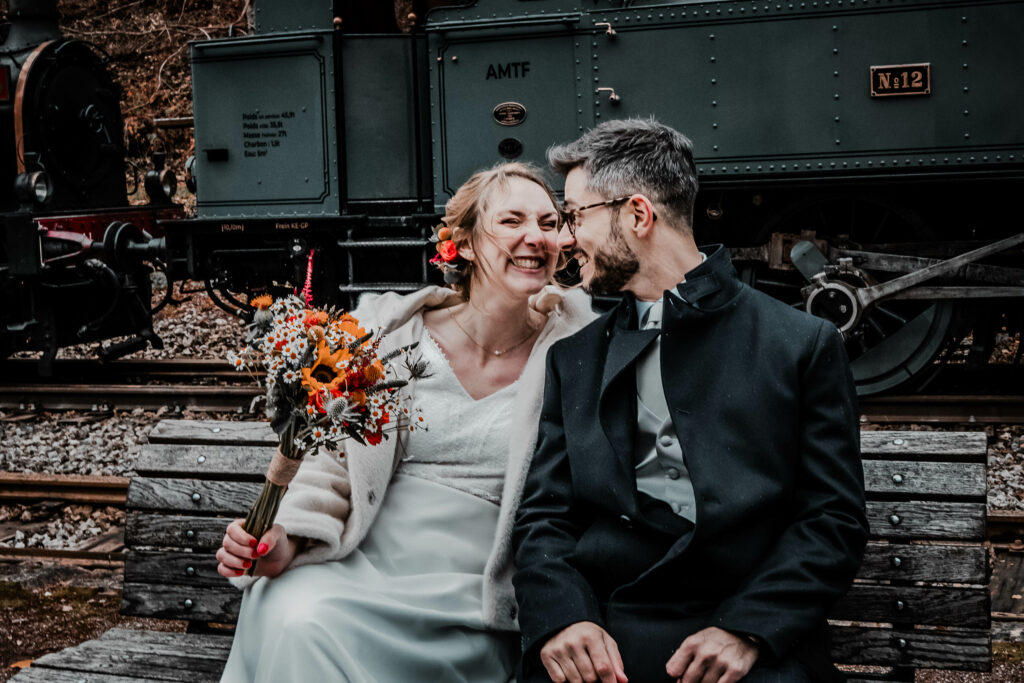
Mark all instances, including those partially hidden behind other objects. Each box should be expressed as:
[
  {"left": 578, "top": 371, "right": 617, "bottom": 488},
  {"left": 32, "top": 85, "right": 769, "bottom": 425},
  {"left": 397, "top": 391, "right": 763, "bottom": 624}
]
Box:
[{"left": 870, "top": 63, "right": 931, "bottom": 97}]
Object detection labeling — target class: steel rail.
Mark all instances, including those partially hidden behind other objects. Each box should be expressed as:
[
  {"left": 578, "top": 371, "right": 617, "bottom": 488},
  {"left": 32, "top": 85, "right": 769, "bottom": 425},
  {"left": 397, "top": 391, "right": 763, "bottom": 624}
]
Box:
[
  {"left": 0, "top": 383, "right": 261, "bottom": 411},
  {"left": 0, "top": 472, "right": 129, "bottom": 505},
  {"left": 2, "top": 358, "right": 257, "bottom": 383}
]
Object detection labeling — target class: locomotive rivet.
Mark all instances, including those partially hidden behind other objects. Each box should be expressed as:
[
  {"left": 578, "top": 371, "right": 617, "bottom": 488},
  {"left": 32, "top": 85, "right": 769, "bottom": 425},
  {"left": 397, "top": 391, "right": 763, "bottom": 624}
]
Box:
[
  {"left": 451, "top": 56, "right": 458, "bottom": 62},
  {"left": 892, "top": 474, "right": 904, "bottom": 485},
  {"left": 964, "top": 110, "right": 969, "bottom": 116},
  {"left": 834, "top": 94, "right": 840, "bottom": 100},
  {"left": 197, "top": 455, "right": 206, "bottom": 464},
  {"left": 962, "top": 40, "right": 968, "bottom": 46},
  {"left": 832, "top": 25, "right": 838, "bottom": 30},
  {"left": 891, "top": 556, "right": 903, "bottom": 568},
  {"left": 192, "top": 493, "right": 201, "bottom": 503},
  {"left": 835, "top": 139, "right": 840, "bottom": 145},
  {"left": 710, "top": 57, "right": 716, "bottom": 63},
  {"left": 712, "top": 100, "right": 717, "bottom": 106},
  {"left": 711, "top": 79, "right": 717, "bottom": 84},
  {"left": 896, "top": 600, "right": 906, "bottom": 611},
  {"left": 834, "top": 116, "right": 840, "bottom": 122},
  {"left": 962, "top": 63, "right": 968, "bottom": 69},
  {"left": 709, "top": 34, "right": 715, "bottom": 39},
  {"left": 712, "top": 123, "right": 718, "bottom": 128},
  {"left": 436, "top": 57, "right": 441, "bottom": 62},
  {"left": 833, "top": 49, "right": 839, "bottom": 55},
  {"left": 963, "top": 87, "right": 969, "bottom": 93},
  {"left": 965, "top": 134, "right": 970, "bottom": 139},
  {"left": 713, "top": 145, "right": 718, "bottom": 151},
  {"left": 893, "top": 438, "right": 904, "bottom": 445},
  {"left": 889, "top": 514, "right": 901, "bottom": 526},
  {"left": 833, "top": 71, "right": 839, "bottom": 76},
  {"left": 186, "top": 566, "right": 196, "bottom": 577}
]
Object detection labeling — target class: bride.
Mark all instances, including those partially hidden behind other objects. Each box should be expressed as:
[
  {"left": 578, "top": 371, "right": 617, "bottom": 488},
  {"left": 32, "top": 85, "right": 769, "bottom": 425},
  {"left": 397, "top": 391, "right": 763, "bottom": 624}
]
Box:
[{"left": 217, "top": 162, "right": 594, "bottom": 682}]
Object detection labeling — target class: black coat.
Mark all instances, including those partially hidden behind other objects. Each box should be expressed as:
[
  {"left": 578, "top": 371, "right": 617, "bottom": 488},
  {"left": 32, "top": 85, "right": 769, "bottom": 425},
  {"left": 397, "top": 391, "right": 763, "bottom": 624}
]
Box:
[{"left": 512, "top": 245, "right": 868, "bottom": 682}]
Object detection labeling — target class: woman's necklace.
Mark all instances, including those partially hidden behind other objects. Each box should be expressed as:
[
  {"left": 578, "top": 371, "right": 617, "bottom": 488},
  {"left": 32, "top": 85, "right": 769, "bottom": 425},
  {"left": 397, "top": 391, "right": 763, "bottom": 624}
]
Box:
[{"left": 449, "top": 308, "right": 536, "bottom": 357}]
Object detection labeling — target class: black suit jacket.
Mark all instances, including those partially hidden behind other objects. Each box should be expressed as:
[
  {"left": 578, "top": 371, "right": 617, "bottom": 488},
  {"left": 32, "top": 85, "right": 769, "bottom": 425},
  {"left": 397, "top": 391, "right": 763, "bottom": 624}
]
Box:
[{"left": 512, "top": 245, "right": 868, "bottom": 681}]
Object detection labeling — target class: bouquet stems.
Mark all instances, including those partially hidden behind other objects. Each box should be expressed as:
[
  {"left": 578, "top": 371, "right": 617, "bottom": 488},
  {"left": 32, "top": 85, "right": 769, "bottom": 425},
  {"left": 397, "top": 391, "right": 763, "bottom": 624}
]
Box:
[{"left": 242, "top": 420, "right": 302, "bottom": 576}]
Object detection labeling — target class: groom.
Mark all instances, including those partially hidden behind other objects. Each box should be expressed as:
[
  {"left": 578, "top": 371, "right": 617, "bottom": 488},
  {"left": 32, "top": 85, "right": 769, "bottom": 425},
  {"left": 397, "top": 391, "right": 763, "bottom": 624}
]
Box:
[{"left": 512, "top": 119, "right": 868, "bottom": 683}]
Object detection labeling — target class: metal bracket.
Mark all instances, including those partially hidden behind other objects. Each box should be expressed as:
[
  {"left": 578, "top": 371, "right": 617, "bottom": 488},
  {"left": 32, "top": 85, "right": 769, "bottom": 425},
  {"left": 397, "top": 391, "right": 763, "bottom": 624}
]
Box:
[{"left": 596, "top": 87, "right": 621, "bottom": 104}]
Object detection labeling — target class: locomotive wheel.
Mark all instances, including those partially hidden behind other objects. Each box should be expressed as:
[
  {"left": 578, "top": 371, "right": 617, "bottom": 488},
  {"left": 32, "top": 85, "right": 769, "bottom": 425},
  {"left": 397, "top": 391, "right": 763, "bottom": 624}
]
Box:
[{"left": 741, "top": 194, "right": 962, "bottom": 396}]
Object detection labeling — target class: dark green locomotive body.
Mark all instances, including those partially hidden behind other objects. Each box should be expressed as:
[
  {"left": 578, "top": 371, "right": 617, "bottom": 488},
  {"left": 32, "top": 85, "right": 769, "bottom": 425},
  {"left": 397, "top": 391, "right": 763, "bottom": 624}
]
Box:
[{"left": 170, "top": 0, "right": 1024, "bottom": 394}]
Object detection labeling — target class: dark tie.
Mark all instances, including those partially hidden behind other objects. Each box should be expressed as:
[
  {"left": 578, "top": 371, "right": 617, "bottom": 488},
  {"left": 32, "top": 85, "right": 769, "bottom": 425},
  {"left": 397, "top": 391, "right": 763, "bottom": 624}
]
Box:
[{"left": 637, "top": 301, "right": 668, "bottom": 419}]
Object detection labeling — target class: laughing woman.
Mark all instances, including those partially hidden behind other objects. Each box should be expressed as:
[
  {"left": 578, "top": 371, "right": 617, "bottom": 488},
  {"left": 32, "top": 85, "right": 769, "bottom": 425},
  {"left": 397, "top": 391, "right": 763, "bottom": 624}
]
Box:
[{"left": 217, "top": 162, "right": 595, "bottom": 683}]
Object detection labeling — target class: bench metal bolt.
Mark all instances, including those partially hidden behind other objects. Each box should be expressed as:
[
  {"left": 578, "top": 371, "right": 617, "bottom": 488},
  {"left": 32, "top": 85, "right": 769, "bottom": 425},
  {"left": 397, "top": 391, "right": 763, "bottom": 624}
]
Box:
[
  {"left": 889, "top": 514, "right": 901, "bottom": 526},
  {"left": 183, "top": 599, "right": 193, "bottom": 609},
  {"left": 896, "top": 638, "right": 908, "bottom": 650},
  {"left": 212, "top": 427, "right": 221, "bottom": 433},
  {"left": 186, "top": 529, "right": 195, "bottom": 539},
  {"left": 895, "top": 599, "right": 906, "bottom": 611},
  {"left": 192, "top": 493, "right": 202, "bottom": 503},
  {"left": 891, "top": 556, "right": 903, "bottom": 568},
  {"left": 197, "top": 455, "right": 206, "bottom": 464},
  {"left": 892, "top": 473, "right": 904, "bottom": 485},
  {"left": 893, "top": 438, "right": 904, "bottom": 446},
  {"left": 186, "top": 566, "right": 196, "bottom": 577}
]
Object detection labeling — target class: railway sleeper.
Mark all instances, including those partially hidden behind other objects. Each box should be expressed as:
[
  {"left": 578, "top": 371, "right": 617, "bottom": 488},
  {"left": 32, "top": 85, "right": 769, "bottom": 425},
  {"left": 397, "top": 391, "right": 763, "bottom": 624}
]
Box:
[{"left": 12, "top": 420, "right": 993, "bottom": 682}]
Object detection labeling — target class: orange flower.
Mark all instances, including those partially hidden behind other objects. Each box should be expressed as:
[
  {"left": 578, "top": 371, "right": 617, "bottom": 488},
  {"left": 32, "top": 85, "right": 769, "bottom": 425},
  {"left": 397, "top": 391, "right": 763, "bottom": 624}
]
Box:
[
  {"left": 363, "top": 361, "right": 384, "bottom": 383},
  {"left": 304, "top": 310, "right": 328, "bottom": 328},
  {"left": 300, "top": 340, "right": 352, "bottom": 396},
  {"left": 251, "top": 294, "right": 273, "bottom": 310},
  {"left": 335, "top": 314, "right": 366, "bottom": 339}
]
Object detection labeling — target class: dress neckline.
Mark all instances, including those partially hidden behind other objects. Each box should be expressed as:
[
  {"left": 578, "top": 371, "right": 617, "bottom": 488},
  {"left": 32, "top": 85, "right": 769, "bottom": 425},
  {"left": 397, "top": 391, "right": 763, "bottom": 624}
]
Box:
[{"left": 421, "top": 329, "right": 520, "bottom": 403}]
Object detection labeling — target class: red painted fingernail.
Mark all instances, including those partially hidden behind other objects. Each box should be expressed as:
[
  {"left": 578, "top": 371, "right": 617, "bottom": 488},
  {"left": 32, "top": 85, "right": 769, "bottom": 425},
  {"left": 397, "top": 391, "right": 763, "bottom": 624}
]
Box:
[
  {"left": 235, "top": 569, "right": 245, "bottom": 576},
  {"left": 243, "top": 561, "right": 252, "bottom": 568},
  {"left": 257, "top": 543, "right": 269, "bottom": 556},
  {"left": 249, "top": 539, "right": 258, "bottom": 548},
  {"left": 251, "top": 550, "right": 259, "bottom": 559}
]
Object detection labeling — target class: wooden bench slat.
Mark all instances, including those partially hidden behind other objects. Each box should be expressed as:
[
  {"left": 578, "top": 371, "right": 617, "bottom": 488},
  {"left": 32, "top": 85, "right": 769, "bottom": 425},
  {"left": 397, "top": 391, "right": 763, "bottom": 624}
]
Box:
[
  {"left": 12, "top": 669, "right": 171, "bottom": 683},
  {"left": 830, "top": 625, "right": 991, "bottom": 670},
  {"left": 856, "top": 542, "right": 987, "bottom": 583},
  {"left": 30, "top": 641, "right": 228, "bottom": 681},
  {"left": 127, "top": 478, "right": 261, "bottom": 515},
  {"left": 862, "top": 460, "right": 985, "bottom": 498},
  {"left": 126, "top": 512, "right": 231, "bottom": 550},
  {"left": 860, "top": 431, "right": 987, "bottom": 458},
  {"left": 121, "top": 582, "right": 241, "bottom": 623},
  {"left": 125, "top": 550, "right": 224, "bottom": 588},
  {"left": 866, "top": 501, "right": 985, "bottom": 540},
  {"left": 136, "top": 444, "right": 274, "bottom": 478},
  {"left": 97, "top": 628, "right": 233, "bottom": 650},
  {"left": 831, "top": 584, "right": 988, "bottom": 627},
  {"left": 148, "top": 420, "right": 275, "bottom": 446}
]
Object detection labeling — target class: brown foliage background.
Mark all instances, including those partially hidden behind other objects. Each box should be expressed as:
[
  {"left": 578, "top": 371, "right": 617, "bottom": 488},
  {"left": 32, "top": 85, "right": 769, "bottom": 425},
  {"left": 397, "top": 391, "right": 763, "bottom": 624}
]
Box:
[{"left": 5, "top": 0, "right": 250, "bottom": 202}]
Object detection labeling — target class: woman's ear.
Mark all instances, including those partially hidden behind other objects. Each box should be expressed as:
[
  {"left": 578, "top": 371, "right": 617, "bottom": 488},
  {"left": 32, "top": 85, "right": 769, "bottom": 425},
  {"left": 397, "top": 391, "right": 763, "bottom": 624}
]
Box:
[{"left": 454, "top": 227, "right": 475, "bottom": 262}]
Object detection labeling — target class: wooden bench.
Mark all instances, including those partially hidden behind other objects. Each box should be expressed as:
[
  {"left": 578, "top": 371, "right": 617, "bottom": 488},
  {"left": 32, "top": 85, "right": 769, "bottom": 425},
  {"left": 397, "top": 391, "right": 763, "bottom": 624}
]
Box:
[{"left": 13, "top": 421, "right": 991, "bottom": 681}]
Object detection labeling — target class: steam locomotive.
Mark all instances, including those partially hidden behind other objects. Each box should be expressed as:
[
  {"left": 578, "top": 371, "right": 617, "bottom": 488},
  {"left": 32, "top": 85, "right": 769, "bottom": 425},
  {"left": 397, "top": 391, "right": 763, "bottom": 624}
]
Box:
[
  {"left": 3, "top": 0, "right": 1023, "bottom": 395},
  {"left": 0, "top": 0, "right": 182, "bottom": 372}
]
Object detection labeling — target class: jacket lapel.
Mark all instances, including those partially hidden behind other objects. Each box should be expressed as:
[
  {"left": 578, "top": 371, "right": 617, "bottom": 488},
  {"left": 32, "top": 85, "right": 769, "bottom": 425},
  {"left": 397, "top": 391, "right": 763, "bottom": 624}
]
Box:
[{"left": 595, "top": 298, "right": 659, "bottom": 494}]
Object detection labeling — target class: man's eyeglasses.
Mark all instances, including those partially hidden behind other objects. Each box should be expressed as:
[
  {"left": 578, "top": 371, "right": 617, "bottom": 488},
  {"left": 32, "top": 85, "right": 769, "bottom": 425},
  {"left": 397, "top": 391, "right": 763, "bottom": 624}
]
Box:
[{"left": 560, "top": 196, "right": 632, "bottom": 237}]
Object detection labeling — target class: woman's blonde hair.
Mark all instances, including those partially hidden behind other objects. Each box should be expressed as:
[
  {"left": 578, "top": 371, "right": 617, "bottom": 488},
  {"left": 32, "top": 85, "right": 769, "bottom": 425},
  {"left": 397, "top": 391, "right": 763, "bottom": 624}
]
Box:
[{"left": 441, "top": 162, "right": 562, "bottom": 298}]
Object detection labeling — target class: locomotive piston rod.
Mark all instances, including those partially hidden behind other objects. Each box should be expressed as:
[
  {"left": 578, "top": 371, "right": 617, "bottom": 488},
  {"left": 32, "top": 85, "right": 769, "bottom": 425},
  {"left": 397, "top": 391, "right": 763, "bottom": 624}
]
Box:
[{"left": 795, "top": 232, "right": 1024, "bottom": 334}]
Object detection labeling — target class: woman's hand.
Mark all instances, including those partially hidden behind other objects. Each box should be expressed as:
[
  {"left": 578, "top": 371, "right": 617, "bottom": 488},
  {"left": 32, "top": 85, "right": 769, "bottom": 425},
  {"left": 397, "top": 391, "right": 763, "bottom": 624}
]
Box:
[{"left": 216, "top": 520, "right": 300, "bottom": 579}]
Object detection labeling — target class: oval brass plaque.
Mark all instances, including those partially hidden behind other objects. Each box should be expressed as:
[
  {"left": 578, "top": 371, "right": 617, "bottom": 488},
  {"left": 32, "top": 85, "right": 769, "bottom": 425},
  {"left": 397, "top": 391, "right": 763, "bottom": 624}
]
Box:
[{"left": 493, "top": 102, "right": 527, "bottom": 126}]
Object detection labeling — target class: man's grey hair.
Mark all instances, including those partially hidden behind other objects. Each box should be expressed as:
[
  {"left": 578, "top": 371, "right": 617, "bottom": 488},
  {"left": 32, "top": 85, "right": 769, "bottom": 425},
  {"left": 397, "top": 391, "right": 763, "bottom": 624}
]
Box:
[{"left": 547, "top": 118, "right": 699, "bottom": 230}]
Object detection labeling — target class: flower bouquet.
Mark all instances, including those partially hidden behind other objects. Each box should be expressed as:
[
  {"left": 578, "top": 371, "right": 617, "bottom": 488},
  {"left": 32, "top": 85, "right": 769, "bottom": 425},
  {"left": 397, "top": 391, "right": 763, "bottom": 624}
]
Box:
[{"left": 228, "top": 294, "right": 426, "bottom": 574}]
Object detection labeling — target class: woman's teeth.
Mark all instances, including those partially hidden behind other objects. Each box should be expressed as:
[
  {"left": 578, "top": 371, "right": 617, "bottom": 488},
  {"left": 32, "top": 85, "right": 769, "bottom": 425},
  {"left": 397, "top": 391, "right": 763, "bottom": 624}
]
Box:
[{"left": 512, "top": 257, "right": 543, "bottom": 269}]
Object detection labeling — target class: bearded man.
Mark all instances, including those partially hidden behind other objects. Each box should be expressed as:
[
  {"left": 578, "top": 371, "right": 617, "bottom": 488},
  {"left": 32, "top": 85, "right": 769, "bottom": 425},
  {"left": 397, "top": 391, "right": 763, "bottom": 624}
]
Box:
[{"left": 511, "top": 119, "right": 868, "bottom": 683}]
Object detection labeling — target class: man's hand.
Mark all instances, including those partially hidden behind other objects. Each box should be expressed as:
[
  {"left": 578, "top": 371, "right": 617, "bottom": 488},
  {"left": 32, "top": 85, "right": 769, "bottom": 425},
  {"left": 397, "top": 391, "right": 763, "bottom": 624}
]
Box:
[
  {"left": 539, "top": 621, "right": 629, "bottom": 683},
  {"left": 665, "top": 627, "right": 759, "bottom": 683}
]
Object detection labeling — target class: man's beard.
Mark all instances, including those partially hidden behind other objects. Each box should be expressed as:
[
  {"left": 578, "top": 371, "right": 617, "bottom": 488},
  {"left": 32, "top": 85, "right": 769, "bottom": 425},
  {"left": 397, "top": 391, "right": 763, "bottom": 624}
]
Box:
[{"left": 582, "top": 213, "right": 640, "bottom": 296}]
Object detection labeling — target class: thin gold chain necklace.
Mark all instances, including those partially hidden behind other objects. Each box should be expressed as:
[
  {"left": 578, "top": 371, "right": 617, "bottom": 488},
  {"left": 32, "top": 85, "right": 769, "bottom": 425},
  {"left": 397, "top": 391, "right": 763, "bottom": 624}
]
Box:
[{"left": 448, "top": 309, "right": 536, "bottom": 357}]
